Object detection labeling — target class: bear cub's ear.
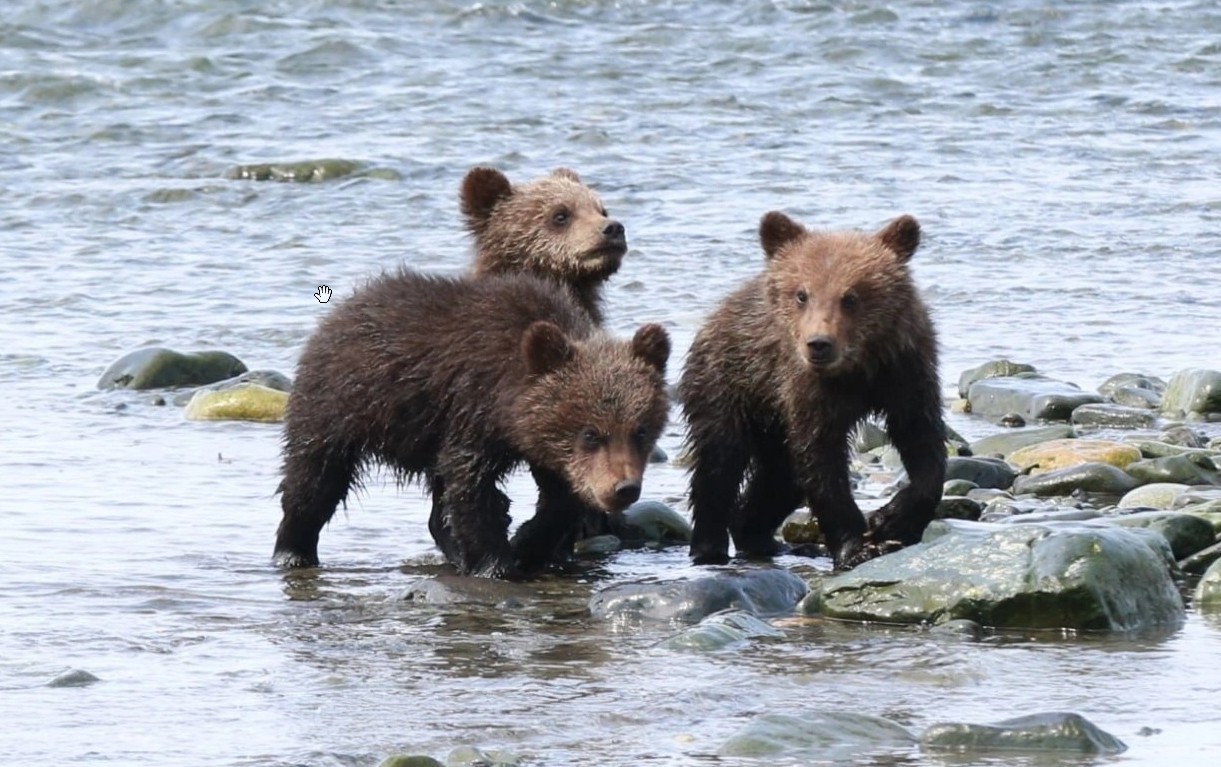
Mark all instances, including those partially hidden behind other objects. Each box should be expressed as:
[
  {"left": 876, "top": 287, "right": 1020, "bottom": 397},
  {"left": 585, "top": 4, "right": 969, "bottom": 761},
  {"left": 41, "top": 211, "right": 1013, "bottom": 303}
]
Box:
[
  {"left": 460, "top": 167, "right": 514, "bottom": 230},
  {"left": 877, "top": 214, "right": 921, "bottom": 262},
  {"left": 630, "top": 323, "right": 671, "bottom": 376},
  {"left": 759, "top": 211, "right": 807, "bottom": 259},
  {"left": 550, "top": 168, "right": 582, "bottom": 183},
  {"left": 522, "top": 321, "right": 575, "bottom": 376}
]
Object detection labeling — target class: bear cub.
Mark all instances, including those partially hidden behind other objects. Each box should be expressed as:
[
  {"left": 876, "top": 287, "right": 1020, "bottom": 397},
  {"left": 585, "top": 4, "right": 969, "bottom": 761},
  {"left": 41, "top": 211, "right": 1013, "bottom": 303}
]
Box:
[
  {"left": 679, "top": 211, "right": 946, "bottom": 569},
  {"left": 460, "top": 167, "right": 626, "bottom": 325},
  {"left": 275, "top": 270, "right": 670, "bottom": 579}
]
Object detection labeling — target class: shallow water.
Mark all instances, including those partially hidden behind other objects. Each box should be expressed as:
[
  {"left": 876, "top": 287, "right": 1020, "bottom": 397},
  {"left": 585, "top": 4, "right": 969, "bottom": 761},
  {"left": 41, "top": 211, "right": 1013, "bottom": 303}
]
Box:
[{"left": 2, "top": 1, "right": 1220, "bottom": 765}]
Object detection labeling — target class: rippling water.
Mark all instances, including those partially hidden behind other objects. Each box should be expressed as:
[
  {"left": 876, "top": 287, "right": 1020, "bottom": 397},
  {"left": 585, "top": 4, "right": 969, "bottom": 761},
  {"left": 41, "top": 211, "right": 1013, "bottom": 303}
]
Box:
[{"left": 3, "top": 1, "right": 1220, "bottom": 765}]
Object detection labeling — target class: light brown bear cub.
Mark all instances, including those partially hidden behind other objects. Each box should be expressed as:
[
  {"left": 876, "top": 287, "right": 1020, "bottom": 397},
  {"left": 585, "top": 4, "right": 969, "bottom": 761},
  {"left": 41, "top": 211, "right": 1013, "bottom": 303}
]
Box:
[
  {"left": 679, "top": 211, "right": 946, "bottom": 570},
  {"left": 460, "top": 167, "right": 626, "bottom": 325}
]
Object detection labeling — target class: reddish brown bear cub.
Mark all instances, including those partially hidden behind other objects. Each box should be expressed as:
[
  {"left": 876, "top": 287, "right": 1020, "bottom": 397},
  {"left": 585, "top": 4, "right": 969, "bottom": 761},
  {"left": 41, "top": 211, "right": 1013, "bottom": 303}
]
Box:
[
  {"left": 679, "top": 212, "right": 946, "bottom": 569},
  {"left": 274, "top": 270, "right": 670, "bottom": 579},
  {"left": 460, "top": 167, "right": 626, "bottom": 325}
]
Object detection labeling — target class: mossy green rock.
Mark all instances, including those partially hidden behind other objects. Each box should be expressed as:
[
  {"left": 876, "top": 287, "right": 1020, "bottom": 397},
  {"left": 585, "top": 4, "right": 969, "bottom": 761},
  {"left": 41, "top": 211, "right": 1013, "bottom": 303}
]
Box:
[
  {"left": 183, "top": 383, "right": 289, "bottom": 423},
  {"left": 1011, "top": 462, "right": 1140, "bottom": 497},
  {"left": 1109, "top": 510, "right": 1216, "bottom": 560},
  {"left": 1125, "top": 454, "right": 1221, "bottom": 486},
  {"left": 957, "top": 359, "right": 1037, "bottom": 399},
  {"left": 98, "top": 347, "right": 247, "bottom": 390},
  {"left": 817, "top": 519, "right": 1184, "bottom": 631},
  {"left": 378, "top": 757, "right": 444, "bottom": 767},
  {"left": 719, "top": 711, "right": 916, "bottom": 758},
  {"left": 1194, "top": 558, "right": 1221, "bottom": 608},
  {"left": 920, "top": 712, "right": 1126, "bottom": 754},
  {"left": 1161, "top": 368, "right": 1221, "bottom": 417}
]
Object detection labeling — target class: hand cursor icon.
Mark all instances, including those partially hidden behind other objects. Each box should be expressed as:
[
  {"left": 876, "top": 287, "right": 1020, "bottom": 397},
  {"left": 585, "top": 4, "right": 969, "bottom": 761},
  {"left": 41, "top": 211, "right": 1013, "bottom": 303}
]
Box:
[{"left": 314, "top": 285, "right": 332, "bottom": 303}]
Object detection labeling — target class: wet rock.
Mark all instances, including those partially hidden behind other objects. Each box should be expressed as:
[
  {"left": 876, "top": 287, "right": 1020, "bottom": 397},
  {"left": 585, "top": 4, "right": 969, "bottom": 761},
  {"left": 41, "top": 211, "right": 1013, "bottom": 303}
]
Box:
[
  {"left": 945, "top": 455, "right": 1018, "bottom": 489},
  {"left": 958, "top": 358, "right": 1037, "bottom": 399},
  {"left": 920, "top": 712, "right": 1127, "bottom": 754},
  {"left": 1174, "top": 487, "right": 1221, "bottom": 507},
  {"left": 978, "top": 497, "right": 1060, "bottom": 522},
  {"left": 719, "top": 710, "right": 916, "bottom": 759},
  {"left": 620, "top": 500, "right": 692, "bottom": 544},
  {"left": 378, "top": 757, "right": 445, "bottom": 767},
  {"left": 572, "top": 534, "right": 621, "bottom": 555},
  {"left": 998, "top": 507, "right": 1104, "bottom": 525},
  {"left": 1124, "top": 438, "right": 1219, "bottom": 460},
  {"left": 1161, "top": 368, "right": 1221, "bottom": 417},
  {"left": 171, "top": 369, "right": 293, "bottom": 406},
  {"left": 1160, "top": 425, "right": 1207, "bottom": 448},
  {"left": 1125, "top": 453, "right": 1221, "bottom": 486},
  {"left": 589, "top": 568, "right": 808, "bottom": 625},
  {"left": 852, "top": 420, "right": 890, "bottom": 453},
  {"left": 814, "top": 519, "right": 1184, "bottom": 631},
  {"left": 967, "top": 375, "right": 1105, "bottom": 422},
  {"left": 1118, "top": 483, "right": 1192, "bottom": 510},
  {"left": 47, "top": 669, "right": 100, "bottom": 688},
  {"left": 929, "top": 619, "right": 983, "bottom": 638},
  {"left": 184, "top": 383, "right": 289, "bottom": 423},
  {"left": 968, "top": 425, "right": 1075, "bottom": 460},
  {"left": 648, "top": 444, "right": 668, "bottom": 463},
  {"left": 1070, "top": 403, "right": 1160, "bottom": 429},
  {"left": 445, "top": 746, "right": 519, "bottom": 766},
  {"left": 1011, "top": 462, "right": 1140, "bottom": 498},
  {"left": 1110, "top": 386, "right": 1162, "bottom": 409},
  {"left": 225, "top": 158, "right": 368, "bottom": 182},
  {"left": 1192, "top": 554, "right": 1221, "bottom": 599},
  {"left": 780, "top": 509, "right": 821, "bottom": 545},
  {"left": 1009, "top": 438, "right": 1142, "bottom": 474},
  {"left": 997, "top": 412, "right": 1026, "bottom": 427},
  {"left": 1108, "top": 510, "right": 1216, "bottom": 560},
  {"left": 936, "top": 496, "right": 983, "bottom": 521},
  {"left": 403, "top": 575, "right": 536, "bottom": 607},
  {"left": 97, "top": 347, "right": 247, "bottom": 390},
  {"left": 942, "top": 478, "right": 977, "bottom": 497},
  {"left": 1099, "top": 372, "right": 1166, "bottom": 398},
  {"left": 1181, "top": 542, "right": 1221, "bottom": 576},
  {"left": 662, "top": 609, "right": 784, "bottom": 652}
]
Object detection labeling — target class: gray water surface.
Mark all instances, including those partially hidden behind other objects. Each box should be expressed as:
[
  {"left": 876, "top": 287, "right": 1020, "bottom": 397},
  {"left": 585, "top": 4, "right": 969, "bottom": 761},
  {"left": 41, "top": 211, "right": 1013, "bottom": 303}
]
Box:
[{"left": 2, "top": 1, "right": 1220, "bottom": 765}]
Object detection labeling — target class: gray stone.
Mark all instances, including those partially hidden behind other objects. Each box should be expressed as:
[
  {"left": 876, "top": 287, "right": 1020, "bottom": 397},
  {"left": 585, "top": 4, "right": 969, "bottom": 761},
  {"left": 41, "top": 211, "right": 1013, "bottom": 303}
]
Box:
[
  {"left": 662, "top": 609, "right": 785, "bottom": 652},
  {"left": 572, "top": 534, "right": 622, "bottom": 555},
  {"left": 945, "top": 455, "right": 1018, "bottom": 489},
  {"left": 1108, "top": 510, "right": 1216, "bottom": 560},
  {"left": 402, "top": 576, "right": 536, "bottom": 607},
  {"left": 920, "top": 712, "right": 1126, "bottom": 754},
  {"left": 936, "top": 496, "right": 983, "bottom": 521},
  {"left": 958, "top": 359, "right": 1037, "bottom": 399},
  {"left": 1161, "top": 368, "right": 1221, "bottom": 417},
  {"left": 816, "top": 519, "right": 1184, "bottom": 631},
  {"left": 942, "top": 479, "right": 978, "bottom": 497},
  {"left": 1181, "top": 542, "right": 1221, "bottom": 576},
  {"left": 47, "top": 669, "right": 101, "bottom": 688},
  {"left": 719, "top": 711, "right": 916, "bottom": 759},
  {"left": 1110, "top": 386, "right": 1162, "bottom": 409},
  {"left": 444, "top": 746, "right": 518, "bottom": 766},
  {"left": 968, "top": 425, "right": 1075, "bottom": 459},
  {"left": 1011, "top": 462, "right": 1140, "bottom": 497},
  {"left": 1194, "top": 557, "right": 1221, "bottom": 607},
  {"left": 1117, "top": 483, "right": 1192, "bottom": 510},
  {"left": 1125, "top": 454, "right": 1221, "bottom": 486},
  {"left": 97, "top": 347, "right": 247, "bottom": 390},
  {"left": 1098, "top": 372, "right": 1166, "bottom": 400},
  {"left": 1070, "top": 403, "right": 1159, "bottom": 429},
  {"left": 589, "top": 568, "right": 808, "bottom": 624},
  {"left": 967, "top": 375, "right": 1104, "bottom": 422},
  {"left": 620, "top": 500, "right": 692, "bottom": 544},
  {"left": 171, "top": 368, "right": 293, "bottom": 406}
]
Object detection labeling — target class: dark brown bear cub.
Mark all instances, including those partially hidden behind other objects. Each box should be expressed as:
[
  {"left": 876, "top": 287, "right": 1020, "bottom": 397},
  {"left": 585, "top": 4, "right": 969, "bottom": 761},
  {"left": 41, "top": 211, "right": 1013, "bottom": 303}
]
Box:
[
  {"left": 679, "top": 211, "right": 946, "bottom": 569},
  {"left": 460, "top": 167, "right": 626, "bottom": 325},
  {"left": 274, "top": 270, "right": 670, "bottom": 579}
]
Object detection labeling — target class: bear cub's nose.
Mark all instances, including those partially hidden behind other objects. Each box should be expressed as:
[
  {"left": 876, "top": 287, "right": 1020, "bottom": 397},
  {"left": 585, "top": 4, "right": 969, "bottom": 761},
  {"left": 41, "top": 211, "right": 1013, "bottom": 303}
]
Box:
[
  {"left": 806, "top": 336, "right": 836, "bottom": 364},
  {"left": 614, "top": 479, "right": 641, "bottom": 505},
  {"left": 603, "top": 220, "right": 626, "bottom": 243}
]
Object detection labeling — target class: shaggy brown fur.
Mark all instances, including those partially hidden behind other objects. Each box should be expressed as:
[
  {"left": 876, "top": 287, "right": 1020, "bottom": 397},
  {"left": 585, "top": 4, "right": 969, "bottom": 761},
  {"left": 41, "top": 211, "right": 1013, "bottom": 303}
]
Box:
[
  {"left": 274, "top": 270, "right": 670, "bottom": 578},
  {"left": 460, "top": 167, "right": 626, "bottom": 325},
  {"left": 679, "top": 212, "right": 945, "bottom": 569}
]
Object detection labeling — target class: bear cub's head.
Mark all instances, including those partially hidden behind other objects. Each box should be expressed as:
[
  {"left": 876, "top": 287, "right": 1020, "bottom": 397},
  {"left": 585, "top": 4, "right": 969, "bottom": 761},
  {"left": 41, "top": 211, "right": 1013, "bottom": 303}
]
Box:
[
  {"left": 512, "top": 321, "right": 670, "bottom": 514},
  {"left": 760, "top": 211, "right": 923, "bottom": 373},
  {"left": 461, "top": 167, "right": 627, "bottom": 288}
]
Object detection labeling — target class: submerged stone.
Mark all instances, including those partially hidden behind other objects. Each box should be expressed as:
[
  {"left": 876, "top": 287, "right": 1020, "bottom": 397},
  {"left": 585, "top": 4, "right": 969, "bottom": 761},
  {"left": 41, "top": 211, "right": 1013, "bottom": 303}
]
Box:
[
  {"left": 589, "top": 568, "right": 808, "bottom": 624},
  {"left": 378, "top": 757, "right": 445, "bottom": 767},
  {"left": 98, "top": 347, "right": 247, "bottom": 390},
  {"left": 662, "top": 609, "right": 785, "bottom": 652},
  {"left": 719, "top": 710, "right": 916, "bottom": 759},
  {"left": 171, "top": 369, "right": 293, "bottom": 406},
  {"left": 920, "top": 712, "right": 1127, "bottom": 754},
  {"left": 816, "top": 519, "right": 1184, "bottom": 631},
  {"left": 47, "top": 669, "right": 100, "bottom": 688},
  {"left": 225, "top": 157, "right": 367, "bottom": 182}
]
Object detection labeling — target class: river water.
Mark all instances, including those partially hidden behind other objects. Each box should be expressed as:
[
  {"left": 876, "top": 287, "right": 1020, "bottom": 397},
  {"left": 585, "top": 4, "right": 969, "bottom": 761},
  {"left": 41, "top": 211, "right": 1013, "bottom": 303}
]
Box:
[{"left": 2, "top": 1, "right": 1220, "bottom": 765}]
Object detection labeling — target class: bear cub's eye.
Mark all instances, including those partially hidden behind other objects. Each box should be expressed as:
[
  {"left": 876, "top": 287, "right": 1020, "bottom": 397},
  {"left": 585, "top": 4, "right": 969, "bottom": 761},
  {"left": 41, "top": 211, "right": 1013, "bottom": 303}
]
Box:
[
  {"left": 632, "top": 425, "right": 649, "bottom": 445},
  {"left": 841, "top": 291, "right": 860, "bottom": 312},
  {"left": 580, "top": 428, "right": 604, "bottom": 450},
  {"left": 599, "top": 206, "right": 609, "bottom": 217},
  {"left": 551, "top": 207, "right": 571, "bottom": 227},
  {"left": 795, "top": 289, "right": 809, "bottom": 306}
]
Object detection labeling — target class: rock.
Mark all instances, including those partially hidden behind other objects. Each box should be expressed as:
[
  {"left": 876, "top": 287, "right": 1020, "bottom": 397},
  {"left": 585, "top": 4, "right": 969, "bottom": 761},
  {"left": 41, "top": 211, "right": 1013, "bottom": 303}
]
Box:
[
  {"left": 402, "top": 576, "right": 536, "bottom": 607},
  {"left": 1011, "top": 462, "right": 1140, "bottom": 498},
  {"left": 815, "top": 519, "right": 1184, "bottom": 631},
  {"left": 999, "top": 507, "right": 1105, "bottom": 525},
  {"left": 968, "top": 425, "right": 1075, "bottom": 460},
  {"left": 589, "top": 568, "right": 808, "bottom": 625},
  {"left": 184, "top": 383, "right": 289, "bottom": 423},
  {"left": 945, "top": 456, "right": 1018, "bottom": 488},
  {"left": 572, "top": 534, "right": 622, "bottom": 555},
  {"left": 1180, "top": 542, "right": 1221, "bottom": 576},
  {"left": 1009, "top": 439, "right": 1142, "bottom": 474},
  {"left": 1124, "top": 438, "right": 1218, "bottom": 459},
  {"left": 1098, "top": 372, "right": 1166, "bottom": 399},
  {"left": 47, "top": 669, "right": 101, "bottom": 688},
  {"left": 1110, "top": 386, "right": 1162, "bottom": 409},
  {"left": 967, "top": 375, "right": 1105, "bottom": 422},
  {"left": 1125, "top": 454, "right": 1221, "bottom": 486},
  {"left": 661, "top": 609, "right": 785, "bottom": 652},
  {"left": 1108, "top": 510, "right": 1216, "bottom": 560},
  {"left": 1174, "top": 488, "right": 1221, "bottom": 507},
  {"left": 958, "top": 359, "right": 1037, "bottom": 399},
  {"left": 378, "top": 757, "right": 445, "bottom": 767},
  {"left": 719, "top": 710, "right": 916, "bottom": 759},
  {"left": 620, "top": 500, "right": 692, "bottom": 544},
  {"left": 225, "top": 158, "right": 368, "bottom": 182},
  {"left": 171, "top": 369, "right": 293, "bottom": 405},
  {"left": 97, "top": 347, "right": 247, "bottom": 390},
  {"left": 853, "top": 420, "right": 890, "bottom": 453},
  {"left": 929, "top": 619, "right": 983, "bottom": 639},
  {"left": 1193, "top": 557, "right": 1221, "bottom": 606},
  {"left": 1160, "top": 425, "right": 1207, "bottom": 448},
  {"left": 1161, "top": 368, "right": 1221, "bottom": 417},
  {"left": 445, "top": 746, "right": 519, "bottom": 766},
  {"left": 942, "top": 478, "right": 978, "bottom": 497},
  {"left": 780, "top": 509, "right": 821, "bottom": 545},
  {"left": 935, "top": 496, "right": 983, "bottom": 521},
  {"left": 648, "top": 444, "right": 668, "bottom": 463},
  {"left": 1118, "top": 483, "right": 1192, "bottom": 510},
  {"left": 1070, "top": 403, "right": 1159, "bottom": 429},
  {"left": 920, "top": 712, "right": 1126, "bottom": 754}
]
